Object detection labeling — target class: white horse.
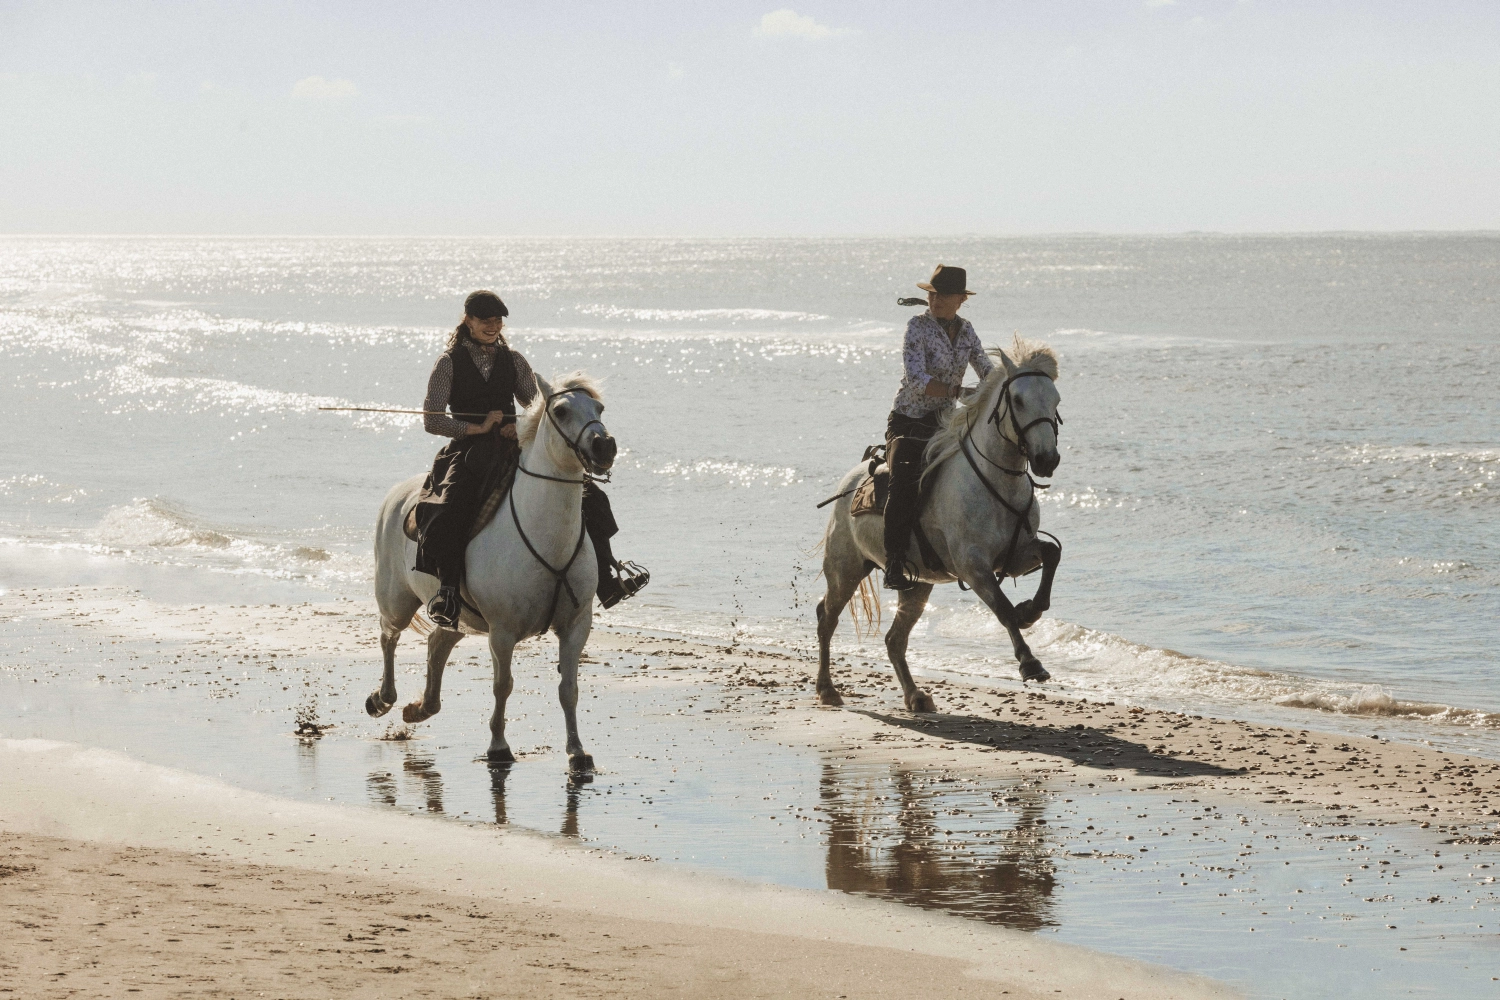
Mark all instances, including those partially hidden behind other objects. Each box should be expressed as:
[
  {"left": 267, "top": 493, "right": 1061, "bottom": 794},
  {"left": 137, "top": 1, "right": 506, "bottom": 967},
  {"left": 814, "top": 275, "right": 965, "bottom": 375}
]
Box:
[
  {"left": 816, "top": 339, "right": 1063, "bottom": 711},
  {"left": 367, "top": 373, "right": 613, "bottom": 769}
]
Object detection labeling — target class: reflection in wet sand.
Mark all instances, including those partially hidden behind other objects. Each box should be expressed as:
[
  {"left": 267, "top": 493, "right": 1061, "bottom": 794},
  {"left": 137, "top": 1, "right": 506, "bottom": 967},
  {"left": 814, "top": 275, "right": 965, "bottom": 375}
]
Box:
[
  {"left": 821, "top": 761, "right": 1056, "bottom": 931},
  {"left": 403, "top": 754, "right": 445, "bottom": 813}
]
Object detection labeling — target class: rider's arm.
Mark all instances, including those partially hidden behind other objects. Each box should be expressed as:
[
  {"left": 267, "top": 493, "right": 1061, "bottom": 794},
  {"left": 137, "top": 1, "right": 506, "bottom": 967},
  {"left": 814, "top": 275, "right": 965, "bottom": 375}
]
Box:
[
  {"left": 422, "top": 354, "right": 478, "bottom": 439},
  {"left": 511, "top": 350, "right": 539, "bottom": 408},
  {"left": 904, "top": 318, "right": 946, "bottom": 396}
]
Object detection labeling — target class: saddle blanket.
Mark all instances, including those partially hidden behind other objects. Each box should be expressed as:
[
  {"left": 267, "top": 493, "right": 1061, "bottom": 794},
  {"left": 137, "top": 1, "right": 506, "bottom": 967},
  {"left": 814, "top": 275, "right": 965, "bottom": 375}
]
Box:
[{"left": 850, "top": 465, "right": 889, "bottom": 518}]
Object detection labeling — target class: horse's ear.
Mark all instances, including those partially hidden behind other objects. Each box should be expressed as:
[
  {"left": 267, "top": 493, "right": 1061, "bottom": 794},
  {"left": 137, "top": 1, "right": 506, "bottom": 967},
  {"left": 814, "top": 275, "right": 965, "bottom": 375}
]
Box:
[
  {"left": 998, "top": 350, "right": 1017, "bottom": 376},
  {"left": 533, "top": 373, "right": 554, "bottom": 401}
]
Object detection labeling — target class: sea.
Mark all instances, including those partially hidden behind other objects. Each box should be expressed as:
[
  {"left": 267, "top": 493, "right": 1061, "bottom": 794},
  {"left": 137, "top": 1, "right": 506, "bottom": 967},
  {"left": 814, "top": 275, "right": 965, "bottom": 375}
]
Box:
[{"left": 2, "top": 234, "right": 1496, "bottom": 754}]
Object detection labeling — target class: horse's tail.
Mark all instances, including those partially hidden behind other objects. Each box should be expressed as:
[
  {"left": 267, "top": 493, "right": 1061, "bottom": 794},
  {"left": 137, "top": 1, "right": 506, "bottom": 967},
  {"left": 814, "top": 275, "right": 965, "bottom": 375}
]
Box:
[
  {"left": 406, "top": 609, "right": 435, "bottom": 637},
  {"left": 848, "top": 574, "right": 883, "bottom": 638}
]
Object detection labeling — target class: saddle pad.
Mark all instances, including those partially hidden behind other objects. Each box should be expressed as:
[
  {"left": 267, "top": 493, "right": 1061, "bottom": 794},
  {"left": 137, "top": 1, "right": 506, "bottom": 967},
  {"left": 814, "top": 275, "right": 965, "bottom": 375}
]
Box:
[{"left": 850, "top": 465, "right": 889, "bottom": 517}]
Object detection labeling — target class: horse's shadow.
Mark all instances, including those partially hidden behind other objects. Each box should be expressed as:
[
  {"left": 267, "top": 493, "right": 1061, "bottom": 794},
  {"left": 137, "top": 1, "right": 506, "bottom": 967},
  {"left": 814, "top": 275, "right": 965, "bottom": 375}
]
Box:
[{"left": 855, "top": 709, "right": 1242, "bottom": 779}]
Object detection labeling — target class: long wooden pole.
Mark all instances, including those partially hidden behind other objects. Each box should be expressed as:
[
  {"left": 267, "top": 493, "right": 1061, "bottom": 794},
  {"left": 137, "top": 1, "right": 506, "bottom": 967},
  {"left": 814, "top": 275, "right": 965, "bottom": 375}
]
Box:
[{"left": 317, "top": 407, "right": 514, "bottom": 422}]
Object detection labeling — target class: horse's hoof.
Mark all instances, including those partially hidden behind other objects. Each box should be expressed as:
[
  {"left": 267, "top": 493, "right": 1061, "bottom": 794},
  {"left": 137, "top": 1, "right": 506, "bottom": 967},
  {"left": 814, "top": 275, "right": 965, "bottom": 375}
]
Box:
[
  {"left": 818, "top": 688, "right": 844, "bottom": 707},
  {"left": 402, "top": 701, "right": 435, "bottom": 724},
  {"left": 1013, "top": 600, "right": 1042, "bottom": 630},
  {"left": 569, "top": 753, "right": 595, "bottom": 773},
  {"left": 1020, "top": 660, "right": 1051, "bottom": 683},
  {"left": 908, "top": 691, "right": 937, "bottom": 714},
  {"left": 365, "top": 692, "right": 394, "bottom": 718},
  {"left": 486, "top": 747, "right": 516, "bottom": 765}
]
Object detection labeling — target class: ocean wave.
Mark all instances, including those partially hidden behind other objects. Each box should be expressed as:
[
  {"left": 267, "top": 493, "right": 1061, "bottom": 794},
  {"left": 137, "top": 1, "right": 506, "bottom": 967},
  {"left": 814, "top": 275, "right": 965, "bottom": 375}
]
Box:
[
  {"left": 924, "top": 610, "right": 1500, "bottom": 732},
  {"left": 40, "top": 498, "right": 375, "bottom": 588}
]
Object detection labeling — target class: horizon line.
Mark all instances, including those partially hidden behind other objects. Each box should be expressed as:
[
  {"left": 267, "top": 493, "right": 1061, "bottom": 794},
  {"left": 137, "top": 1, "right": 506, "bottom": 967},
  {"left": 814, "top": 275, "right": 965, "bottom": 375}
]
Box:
[{"left": 2, "top": 229, "right": 1499, "bottom": 240}]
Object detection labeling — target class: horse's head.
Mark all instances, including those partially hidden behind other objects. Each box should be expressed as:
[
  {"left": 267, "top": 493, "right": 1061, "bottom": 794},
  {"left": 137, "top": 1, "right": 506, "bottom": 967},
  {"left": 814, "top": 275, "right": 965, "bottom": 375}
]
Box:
[
  {"left": 998, "top": 343, "right": 1062, "bottom": 479},
  {"left": 524, "top": 373, "right": 616, "bottom": 475}
]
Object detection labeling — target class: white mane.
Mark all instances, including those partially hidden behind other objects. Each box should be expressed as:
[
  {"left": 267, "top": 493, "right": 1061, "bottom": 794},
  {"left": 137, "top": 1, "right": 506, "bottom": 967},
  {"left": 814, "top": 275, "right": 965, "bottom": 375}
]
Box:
[
  {"left": 517, "top": 372, "right": 604, "bottom": 449},
  {"left": 921, "top": 336, "right": 1058, "bottom": 476}
]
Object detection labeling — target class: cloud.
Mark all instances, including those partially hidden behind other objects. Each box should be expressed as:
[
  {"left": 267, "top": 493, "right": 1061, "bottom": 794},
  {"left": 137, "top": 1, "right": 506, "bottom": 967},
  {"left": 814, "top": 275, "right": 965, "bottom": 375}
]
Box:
[
  {"left": 753, "top": 9, "right": 844, "bottom": 40},
  {"left": 290, "top": 76, "right": 358, "bottom": 102}
]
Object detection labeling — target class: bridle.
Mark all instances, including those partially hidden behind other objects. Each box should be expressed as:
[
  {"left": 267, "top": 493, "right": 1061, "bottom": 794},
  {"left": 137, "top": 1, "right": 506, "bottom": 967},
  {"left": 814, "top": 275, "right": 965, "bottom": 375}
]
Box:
[
  {"left": 531, "top": 388, "right": 612, "bottom": 484},
  {"left": 507, "top": 388, "right": 611, "bottom": 632},
  {"left": 955, "top": 369, "right": 1063, "bottom": 583},
  {"left": 967, "top": 369, "right": 1063, "bottom": 477}
]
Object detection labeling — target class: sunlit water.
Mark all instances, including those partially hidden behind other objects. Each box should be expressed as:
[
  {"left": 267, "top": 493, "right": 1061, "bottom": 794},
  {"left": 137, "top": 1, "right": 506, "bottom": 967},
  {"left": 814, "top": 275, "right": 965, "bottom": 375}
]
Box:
[{"left": 2, "top": 235, "right": 1497, "bottom": 750}]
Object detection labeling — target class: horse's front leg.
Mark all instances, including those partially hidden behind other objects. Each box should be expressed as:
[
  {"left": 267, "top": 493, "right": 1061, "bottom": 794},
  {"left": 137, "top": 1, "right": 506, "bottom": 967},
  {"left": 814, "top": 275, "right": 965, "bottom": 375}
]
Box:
[
  {"left": 961, "top": 547, "right": 1050, "bottom": 683},
  {"left": 886, "top": 583, "right": 936, "bottom": 713},
  {"left": 403, "top": 627, "right": 463, "bottom": 723},
  {"left": 366, "top": 619, "right": 402, "bottom": 717},
  {"left": 556, "top": 609, "right": 594, "bottom": 772},
  {"left": 486, "top": 630, "right": 519, "bottom": 763},
  {"left": 1010, "top": 537, "right": 1062, "bottom": 630}
]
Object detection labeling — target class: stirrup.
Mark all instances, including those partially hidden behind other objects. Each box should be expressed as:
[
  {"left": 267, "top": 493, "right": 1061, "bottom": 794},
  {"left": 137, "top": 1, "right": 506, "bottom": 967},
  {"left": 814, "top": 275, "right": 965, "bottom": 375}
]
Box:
[
  {"left": 883, "top": 560, "right": 918, "bottom": 592},
  {"left": 599, "top": 560, "right": 650, "bottom": 610},
  {"left": 428, "top": 586, "right": 461, "bottom": 630}
]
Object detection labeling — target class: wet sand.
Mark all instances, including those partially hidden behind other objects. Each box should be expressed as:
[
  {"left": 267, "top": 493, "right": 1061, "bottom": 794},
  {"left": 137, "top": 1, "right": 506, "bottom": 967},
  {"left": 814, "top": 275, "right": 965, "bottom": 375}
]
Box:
[
  {"left": 5, "top": 585, "right": 1500, "bottom": 995},
  {"left": 0, "top": 740, "right": 1226, "bottom": 1000}
]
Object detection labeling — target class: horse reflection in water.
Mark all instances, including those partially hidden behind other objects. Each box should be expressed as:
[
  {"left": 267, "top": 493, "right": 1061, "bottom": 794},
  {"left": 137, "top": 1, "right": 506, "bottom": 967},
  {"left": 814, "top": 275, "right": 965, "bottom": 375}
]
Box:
[
  {"left": 486, "top": 762, "right": 587, "bottom": 838},
  {"left": 365, "top": 753, "right": 446, "bottom": 814},
  {"left": 820, "top": 762, "right": 1056, "bottom": 931}
]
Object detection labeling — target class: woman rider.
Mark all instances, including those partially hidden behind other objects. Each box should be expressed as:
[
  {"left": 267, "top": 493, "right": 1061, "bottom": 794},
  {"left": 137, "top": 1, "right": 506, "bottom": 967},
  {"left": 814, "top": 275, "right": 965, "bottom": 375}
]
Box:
[
  {"left": 413, "top": 290, "right": 647, "bottom": 629},
  {"left": 883, "top": 264, "right": 993, "bottom": 591}
]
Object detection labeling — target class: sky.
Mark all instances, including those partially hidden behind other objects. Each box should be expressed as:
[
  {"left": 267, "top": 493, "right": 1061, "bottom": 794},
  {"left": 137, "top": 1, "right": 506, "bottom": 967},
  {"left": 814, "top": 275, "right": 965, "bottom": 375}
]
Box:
[{"left": 2, "top": 1, "right": 1498, "bottom": 235}]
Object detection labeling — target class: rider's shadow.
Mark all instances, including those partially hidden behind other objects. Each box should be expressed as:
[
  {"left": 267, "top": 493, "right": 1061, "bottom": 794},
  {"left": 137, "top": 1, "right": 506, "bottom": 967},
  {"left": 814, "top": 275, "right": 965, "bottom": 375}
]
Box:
[{"left": 856, "top": 710, "right": 1243, "bottom": 779}]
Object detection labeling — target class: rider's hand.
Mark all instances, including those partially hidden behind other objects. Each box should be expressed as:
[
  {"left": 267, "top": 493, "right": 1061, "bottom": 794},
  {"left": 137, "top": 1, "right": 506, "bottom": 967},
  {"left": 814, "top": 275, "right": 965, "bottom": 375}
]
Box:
[
  {"left": 499, "top": 424, "right": 517, "bottom": 440},
  {"left": 474, "top": 410, "right": 508, "bottom": 434}
]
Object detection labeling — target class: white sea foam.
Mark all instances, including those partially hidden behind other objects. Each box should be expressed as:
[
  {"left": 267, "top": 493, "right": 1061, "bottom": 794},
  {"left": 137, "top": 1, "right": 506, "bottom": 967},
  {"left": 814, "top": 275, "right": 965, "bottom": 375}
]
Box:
[{"left": 48, "top": 498, "right": 373, "bottom": 588}]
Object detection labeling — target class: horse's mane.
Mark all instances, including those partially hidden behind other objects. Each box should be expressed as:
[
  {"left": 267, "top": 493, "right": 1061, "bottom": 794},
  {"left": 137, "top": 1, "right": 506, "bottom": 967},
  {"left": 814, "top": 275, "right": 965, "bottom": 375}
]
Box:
[
  {"left": 517, "top": 372, "right": 603, "bottom": 448},
  {"left": 921, "top": 336, "right": 1058, "bottom": 477}
]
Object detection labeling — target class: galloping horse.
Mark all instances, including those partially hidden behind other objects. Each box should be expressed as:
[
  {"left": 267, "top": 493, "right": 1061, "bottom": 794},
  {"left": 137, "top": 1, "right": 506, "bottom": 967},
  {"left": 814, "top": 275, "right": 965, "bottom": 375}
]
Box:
[
  {"left": 816, "top": 339, "right": 1063, "bottom": 711},
  {"left": 367, "top": 373, "right": 613, "bottom": 770}
]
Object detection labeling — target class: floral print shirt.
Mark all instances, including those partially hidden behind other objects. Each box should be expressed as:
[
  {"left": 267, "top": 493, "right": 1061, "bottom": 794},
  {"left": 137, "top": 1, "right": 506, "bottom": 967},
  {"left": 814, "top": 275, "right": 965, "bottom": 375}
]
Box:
[{"left": 891, "top": 311, "right": 993, "bottom": 418}]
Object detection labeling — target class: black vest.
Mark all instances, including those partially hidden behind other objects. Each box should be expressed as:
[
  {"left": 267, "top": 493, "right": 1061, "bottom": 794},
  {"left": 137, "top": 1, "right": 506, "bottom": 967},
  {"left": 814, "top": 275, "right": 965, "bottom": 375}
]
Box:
[{"left": 447, "top": 339, "right": 517, "bottom": 426}]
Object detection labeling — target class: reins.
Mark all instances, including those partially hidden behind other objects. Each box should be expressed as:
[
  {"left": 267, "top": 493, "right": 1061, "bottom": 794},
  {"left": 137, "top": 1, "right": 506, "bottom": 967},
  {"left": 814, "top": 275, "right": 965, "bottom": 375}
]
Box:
[
  {"left": 956, "top": 369, "right": 1064, "bottom": 582},
  {"left": 504, "top": 387, "right": 606, "bottom": 634}
]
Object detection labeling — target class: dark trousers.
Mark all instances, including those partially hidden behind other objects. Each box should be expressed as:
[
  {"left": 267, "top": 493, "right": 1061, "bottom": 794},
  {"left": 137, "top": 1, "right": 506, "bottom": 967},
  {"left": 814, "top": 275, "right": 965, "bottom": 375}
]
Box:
[
  {"left": 883, "top": 410, "right": 941, "bottom": 572},
  {"left": 415, "top": 435, "right": 618, "bottom": 590}
]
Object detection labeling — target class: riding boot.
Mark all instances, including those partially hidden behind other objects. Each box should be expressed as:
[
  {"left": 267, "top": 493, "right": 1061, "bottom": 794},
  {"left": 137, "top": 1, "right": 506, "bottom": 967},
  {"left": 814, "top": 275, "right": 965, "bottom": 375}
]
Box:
[
  {"left": 882, "top": 436, "right": 922, "bottom": 591},
  {"left": 428, "top": 565, "right": 463, "bottom": 630}
]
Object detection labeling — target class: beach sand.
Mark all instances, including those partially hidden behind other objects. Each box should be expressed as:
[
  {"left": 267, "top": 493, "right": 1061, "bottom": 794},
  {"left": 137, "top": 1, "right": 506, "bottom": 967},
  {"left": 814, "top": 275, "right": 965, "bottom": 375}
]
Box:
[
  {"left": 0, "top": 739, "right": 1228, "bottom": 1000},
  {"left": 5, "top": 585, "right": 1500, "bottom": 995}
]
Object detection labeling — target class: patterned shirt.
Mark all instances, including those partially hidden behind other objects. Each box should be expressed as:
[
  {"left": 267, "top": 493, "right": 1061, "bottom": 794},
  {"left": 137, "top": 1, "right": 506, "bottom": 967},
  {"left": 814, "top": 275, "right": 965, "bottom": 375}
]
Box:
[
  {"left": 423, "top": 339, "right": 538, "bottom": 439},
  {"left": 892, "top": 311, "right": 994, "bottom": 418}
]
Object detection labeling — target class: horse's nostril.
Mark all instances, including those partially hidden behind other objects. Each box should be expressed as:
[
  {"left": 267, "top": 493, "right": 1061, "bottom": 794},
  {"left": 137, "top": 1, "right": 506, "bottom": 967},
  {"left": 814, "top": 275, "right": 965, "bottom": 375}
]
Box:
[{"left": 593, "top": 436, "right": 617, "bottom": 462}]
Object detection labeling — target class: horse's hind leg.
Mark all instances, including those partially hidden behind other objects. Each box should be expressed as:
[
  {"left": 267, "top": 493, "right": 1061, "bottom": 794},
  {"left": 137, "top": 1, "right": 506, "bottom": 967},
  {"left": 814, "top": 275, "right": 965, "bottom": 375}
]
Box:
[
  {"left": 816, "top": 571, "right": 864, "bottom": 707},
  {"left": 402, "top": 627, "right": 464, "bottom": 724},
  {"left": 886, "top": 583, "right": 936, "bottom": 713}
]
